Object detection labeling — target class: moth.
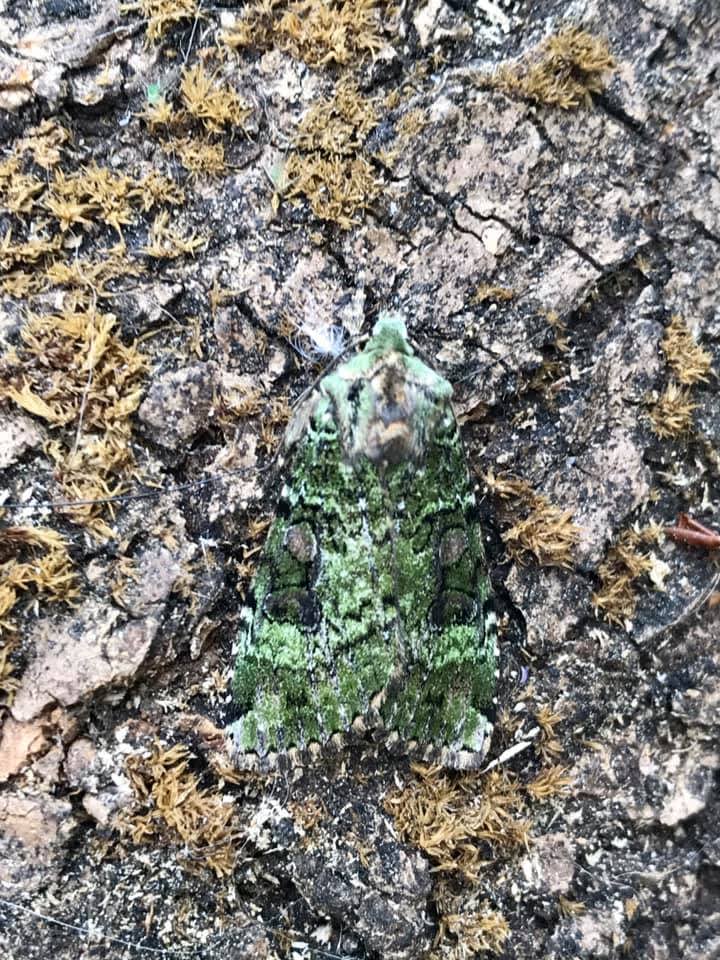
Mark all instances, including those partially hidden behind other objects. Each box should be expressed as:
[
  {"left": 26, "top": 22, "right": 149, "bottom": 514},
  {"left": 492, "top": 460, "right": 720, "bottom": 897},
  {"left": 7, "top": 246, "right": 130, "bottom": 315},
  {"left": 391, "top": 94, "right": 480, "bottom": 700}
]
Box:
[{"left": 228, "top": 314, "right": 497, "bottom": 770}]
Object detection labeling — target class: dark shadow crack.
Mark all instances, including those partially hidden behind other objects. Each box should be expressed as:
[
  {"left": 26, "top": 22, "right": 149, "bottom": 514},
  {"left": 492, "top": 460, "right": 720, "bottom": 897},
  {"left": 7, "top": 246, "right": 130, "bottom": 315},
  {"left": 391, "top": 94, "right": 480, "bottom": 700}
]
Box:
[
  {"left": 455, "top": 199, "right": 525, "bottom": 242},
  {"left": 593, "top": 91, "right": 649, "bottom": 141},
  {"left": 456, "top": 199, "right": 607, "bottom": 276},
  {"left": 410, "top": 170, "right": 454, "bottom": 211},
  {"left": 689, "top": 216, "right": 720, "bottom": 247},
  {"left": 524, "top": 111, "right": 560, "bottom": 156},
  {"left": 545, "top": 232, "right": 604, "bottom": 273}
]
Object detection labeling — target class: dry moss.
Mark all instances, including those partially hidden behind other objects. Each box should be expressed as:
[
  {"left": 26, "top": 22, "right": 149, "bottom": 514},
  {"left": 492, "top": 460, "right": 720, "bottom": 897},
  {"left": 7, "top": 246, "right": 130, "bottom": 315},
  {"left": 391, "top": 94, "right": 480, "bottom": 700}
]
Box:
[
  {"left": 503, "top": 503, "right": 579, "bottom": 567},
  {"left": 233, "top": 515, "right": 273, "bottom": 598},
  {"left": 180, "top": 63, "right": 252, "bottom": 133},
  {"left": 1, "top": 168, "right": 45, "bottom": 214},
  {"left": 141, "top": 92, "right": 175, "bottom": 130},
  {"left": 17, "top": 118, "right": 71, "bottom": 168},
  {"left": 396, "top": 108, "right": 427, "bottom": 139},
  {"left": 485, "top": 471, "right": 579, "bottom": 567},
  {"left": 592, "top": 527, "right": 661, "bottom": 624},
  {"left": 283, "top": 81, "right": 381, "bottom": 228},
  {"left": 45, "top": 163, "right": 133, "bottom": 236},
  {"left": 0, "top": 43, "right": 244, "bottom": 639},
  {"left": 385, "top": 764, "right": 530, "bottom": 882},
  {"left": 235, "top": 548, "right": 260, "bottom": 599},
  {"left": 220, "top": 0, "right": 387, "bottom": 68},
  {"left": 434, "top": 902, "right": 510, "bottom": 958},
  {"left": 387, "top": 755, "right": 571, "bottom": 954},
  {"left": 1, "top": 305, "right": 149, "bottom": 538},
  {"left": 44, "top": 250, "right": 144, "bottom": 297},
  {"left": 0, "top": 229, "right": 61, "bottom": 274},
  {"left": 558, "top": 895, "right": 586, "bottom": 917},
  {"left": 123, "top": 742, "right": 239, "bottom": 878},
  {"left": 526, "top": 764, "right": 572, "bottom": 800},
  {"left": 0, "top": 163, "right": 30, "bottom": 204},
  {"left": 294, "top": 82, "right": 378, "bottom": 153},
  {"left": 137, "top": 169, "right": 187, "bottom": 209},
  {"left": 247, "top": 515, "right": 272, "bottom": 541},
  {"left": 0, "top": 525, "right": 79, "bottom": 656},
  {"left": 488, "top": 26, "right": 616, "bottom": 109},
  {"left": 643, "top": 296, "right": 711, "bottom": 446},
  {"left": 534, "top": 705, "right": 565, "bottom": 763},
  {"left": 0, "top": 638, "right": 20, "bottom": 704},
  {"left": 143, "top": 210, "right": 207, "bottom": 258},
  {"left": 471, "top": 284, "right": 515, "bottom": 305},
  {"left": 258, "top": 420, "right": 279, "bottom": 455},
  {"left": 141, "top": 59, "right": 252, "bottom": 177},
  {"left": 542, "top": 308, "right": 570, "bottom": 354},
  {"left": 289, "top": 795, "right": 327, "bottom": 832},
  {"left": 168, "top": 137, "right": 227, "bottom": 178},
  {"left": 624, "top": 897, "right": 639, "bottom": 921},
  {"left": 138, "top": 58, "right": 251, "bottom": 179},
  {"left": 123, "top": 0, "right": 202, "bottom": 43},
  {"left": 484, "top": 471, "right": 535, "bottom": 502},
  {"left": 0, "top": 129, "right": 187, "bottom": 299},
  {"left": 285, "top": 154, "right": 380, "bottom": 228},
  {"left": 661, "top": 315, "right": 713, "bottom": 385},
  {"left": 219, "top": 384, "right": 265, "bottom": 420},
  {"left": 648, "top": 381, "right": 696, "bottom": 438}
]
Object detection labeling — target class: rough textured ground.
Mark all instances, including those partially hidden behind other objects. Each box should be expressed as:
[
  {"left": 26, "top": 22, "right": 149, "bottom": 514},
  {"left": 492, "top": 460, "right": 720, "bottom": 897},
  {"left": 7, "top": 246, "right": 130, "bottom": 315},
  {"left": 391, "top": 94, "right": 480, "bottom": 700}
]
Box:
[{"left": 1, "top": 0, "right": 719, "bottom": 958}]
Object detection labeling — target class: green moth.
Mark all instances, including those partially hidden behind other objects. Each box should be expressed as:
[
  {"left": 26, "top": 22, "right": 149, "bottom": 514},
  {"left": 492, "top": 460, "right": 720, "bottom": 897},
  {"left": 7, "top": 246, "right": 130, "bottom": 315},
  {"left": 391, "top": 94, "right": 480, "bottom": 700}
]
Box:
[{"left": 229, "top": 313, "right": 497, "bottom": 770}]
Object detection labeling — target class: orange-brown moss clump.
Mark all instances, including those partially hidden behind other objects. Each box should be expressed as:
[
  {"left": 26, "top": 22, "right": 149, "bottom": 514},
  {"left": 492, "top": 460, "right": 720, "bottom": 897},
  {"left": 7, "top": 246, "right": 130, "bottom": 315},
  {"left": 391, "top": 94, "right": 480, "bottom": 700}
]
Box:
[
  {"left": 122, "top": 0, "right": 202, "bottom": 44},
  {"left": 122, "top": 742, "right": 239, "bottom": 878},
  {"left": 284, "top": 81, "right": 381, "bottom": 228},
  {"left": 0, "top": 92, "right": 224, "bottom": 540},
  {"left": 592, "top": 525, "right": 663, "bottom": 624},
  {"left": 648, "top": 381, "right": 697, "bottom": 438},
  {"left": 471, "top": 284, "right": 515, "bottom": 305},
  {"left": 0, "top": 525, "right": 79, "bottom": 694},
  {"left": 661, "top": 315, "right": 713, "bottom": 385},
  {"left": 142, "top": 62, "right": 252, "bottom": 178},
  {"left": 180, "top": 63, "right": 252, "bottom": 134},
  {"left": 435, "top": 903, "right": 511, "bottom": 957},
  {"left": 387, "top": 758, "right": 572, "bottom": 957},
  {"left": 385, "top": 764, "right": 531, "bottom": 882},
  {"left": 1, "top": 305, "right": 149, "bottom": 538},
  {"left": 220, "top": 0, "right": 387, "bottom": 68},
  {"left": 489, "top": 26, "right": 616, "bottom": 109},
  {"left": 485, "top": 471, "right": 580, "bottom": 567},
  {"left": 648, "top": 315, "right": 713, "bottom": 438}
]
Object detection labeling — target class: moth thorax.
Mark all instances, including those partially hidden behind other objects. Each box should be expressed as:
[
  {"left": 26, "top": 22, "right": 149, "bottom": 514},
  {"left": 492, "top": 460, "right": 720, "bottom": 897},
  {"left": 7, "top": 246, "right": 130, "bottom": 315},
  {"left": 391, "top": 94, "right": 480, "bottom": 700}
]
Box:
[
  {"left": 365, "top": 419, "right": 414, "bottom": 465},
  {"left": 361, "top": 364, "right": 421, "bottom": 464}
]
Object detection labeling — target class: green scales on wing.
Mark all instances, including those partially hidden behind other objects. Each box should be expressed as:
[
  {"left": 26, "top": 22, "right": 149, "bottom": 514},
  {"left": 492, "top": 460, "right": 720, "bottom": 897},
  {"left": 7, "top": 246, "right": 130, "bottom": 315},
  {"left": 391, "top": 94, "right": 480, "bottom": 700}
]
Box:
[{"left": 229, "top": 314, "right": 497, "bottom": 770}]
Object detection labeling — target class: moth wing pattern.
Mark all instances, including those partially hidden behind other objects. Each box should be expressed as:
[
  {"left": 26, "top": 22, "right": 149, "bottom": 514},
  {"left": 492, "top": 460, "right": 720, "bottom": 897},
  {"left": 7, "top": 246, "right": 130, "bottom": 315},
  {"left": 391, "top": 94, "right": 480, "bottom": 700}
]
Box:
[{"left": 229, "top": 314, "right": 497, "bottom": 770}]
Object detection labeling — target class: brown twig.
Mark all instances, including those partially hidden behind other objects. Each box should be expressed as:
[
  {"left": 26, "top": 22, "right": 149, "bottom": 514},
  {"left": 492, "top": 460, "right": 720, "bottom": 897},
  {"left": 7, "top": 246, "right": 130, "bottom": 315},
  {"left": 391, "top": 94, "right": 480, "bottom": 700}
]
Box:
[{"left": 665, "top": 513, "right": 720, "bottom": 551}]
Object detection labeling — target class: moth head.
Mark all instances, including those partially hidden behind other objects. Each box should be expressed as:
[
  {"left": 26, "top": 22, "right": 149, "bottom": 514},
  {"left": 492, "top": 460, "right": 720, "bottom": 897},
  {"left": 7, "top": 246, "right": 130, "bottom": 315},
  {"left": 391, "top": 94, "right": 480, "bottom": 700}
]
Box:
[
  {"left": 317, "top": 311, "right": 454, "bottom": 468},
  {"left": 369, "top": 312, "right": 409, "bottom": 354}
]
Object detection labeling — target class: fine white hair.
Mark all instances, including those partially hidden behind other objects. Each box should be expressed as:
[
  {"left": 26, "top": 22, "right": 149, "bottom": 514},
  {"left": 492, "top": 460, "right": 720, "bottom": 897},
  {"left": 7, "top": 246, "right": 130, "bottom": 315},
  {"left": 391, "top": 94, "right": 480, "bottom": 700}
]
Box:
[{"left": 292, "top": 319, "right": 347, "bottom": 360}]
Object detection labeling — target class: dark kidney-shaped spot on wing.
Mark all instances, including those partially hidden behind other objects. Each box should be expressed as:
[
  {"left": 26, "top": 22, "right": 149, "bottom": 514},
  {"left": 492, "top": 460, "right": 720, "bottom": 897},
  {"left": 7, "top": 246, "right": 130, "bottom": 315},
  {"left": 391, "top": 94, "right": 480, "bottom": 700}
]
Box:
[
  {"left": 264, "top": 589, "right": 319, "bottom": 628},
  {"left": 430, "top": 590, "right": 477, "bottom": 627}
]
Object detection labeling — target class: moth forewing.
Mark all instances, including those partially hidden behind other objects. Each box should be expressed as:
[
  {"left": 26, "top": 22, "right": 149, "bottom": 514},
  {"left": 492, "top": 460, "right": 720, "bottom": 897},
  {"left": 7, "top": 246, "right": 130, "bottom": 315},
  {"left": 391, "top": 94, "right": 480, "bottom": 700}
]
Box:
[{"left": 228, "top": 313, "right": 497, "bottom": 771}]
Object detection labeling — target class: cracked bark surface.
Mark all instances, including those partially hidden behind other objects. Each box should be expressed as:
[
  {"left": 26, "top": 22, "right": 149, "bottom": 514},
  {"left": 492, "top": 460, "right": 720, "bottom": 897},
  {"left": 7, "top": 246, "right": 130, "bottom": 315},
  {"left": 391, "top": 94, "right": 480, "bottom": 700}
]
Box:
[{"left": 1, "top": 1, "right": 719, "bottom": 958}]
